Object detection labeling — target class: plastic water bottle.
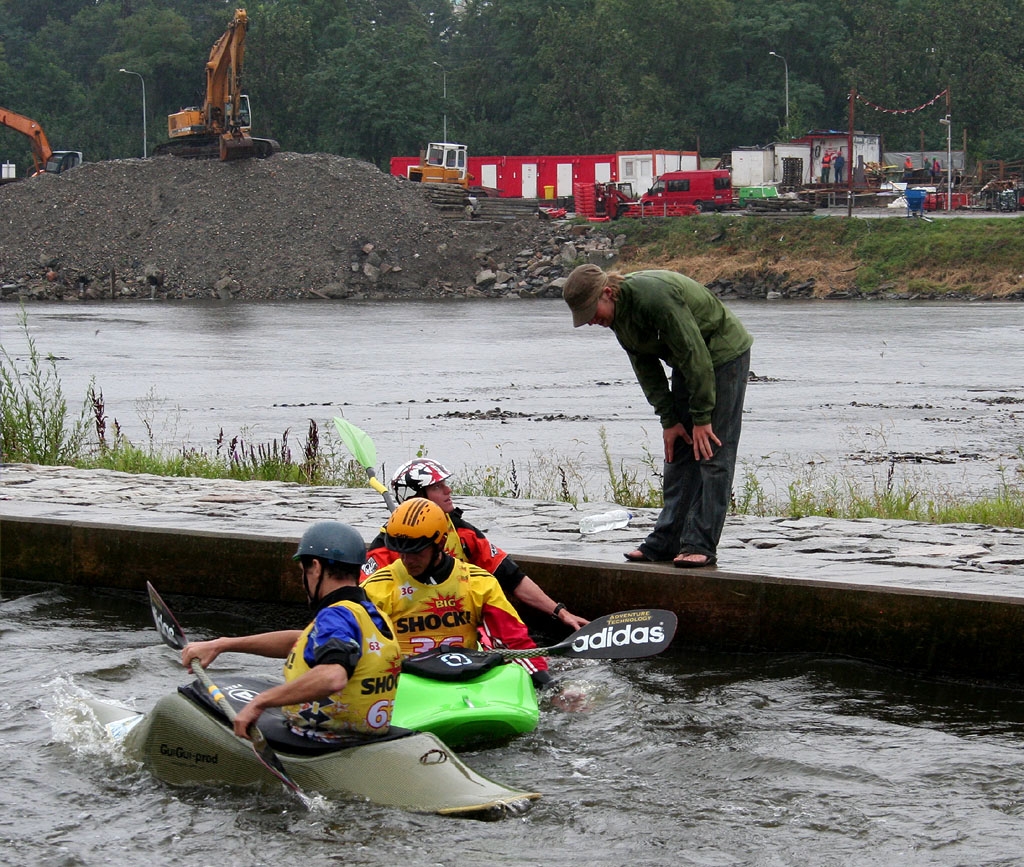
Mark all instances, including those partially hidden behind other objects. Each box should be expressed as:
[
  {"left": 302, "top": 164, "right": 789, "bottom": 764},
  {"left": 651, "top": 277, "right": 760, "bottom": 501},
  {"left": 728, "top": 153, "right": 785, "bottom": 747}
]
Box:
[{"left": 578, "top": 508, "right": 632, "bottom": 534}]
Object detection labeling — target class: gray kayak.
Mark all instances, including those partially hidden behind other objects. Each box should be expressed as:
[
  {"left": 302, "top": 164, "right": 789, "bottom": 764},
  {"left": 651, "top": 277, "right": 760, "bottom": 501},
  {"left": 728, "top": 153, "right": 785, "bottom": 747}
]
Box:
[{"left": 86, "top": 679, "right": 539, "bottom": 819}]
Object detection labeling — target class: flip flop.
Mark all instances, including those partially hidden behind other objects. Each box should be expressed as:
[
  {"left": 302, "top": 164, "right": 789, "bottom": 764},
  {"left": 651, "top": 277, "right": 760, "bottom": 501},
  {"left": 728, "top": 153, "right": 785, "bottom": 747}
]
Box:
[
  {"left": 625, "top": 549, "right": 676, "bottom": 563},
  {"left": 673, "top": 553, "right": 717, "bottom": 568}
]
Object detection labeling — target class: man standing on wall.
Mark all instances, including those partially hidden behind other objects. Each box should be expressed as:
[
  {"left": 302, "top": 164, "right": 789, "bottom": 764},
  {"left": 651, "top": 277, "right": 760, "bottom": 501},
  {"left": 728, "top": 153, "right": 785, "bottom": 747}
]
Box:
[{"left": 562, "top": 265, "right": 753, "bottom": 569}]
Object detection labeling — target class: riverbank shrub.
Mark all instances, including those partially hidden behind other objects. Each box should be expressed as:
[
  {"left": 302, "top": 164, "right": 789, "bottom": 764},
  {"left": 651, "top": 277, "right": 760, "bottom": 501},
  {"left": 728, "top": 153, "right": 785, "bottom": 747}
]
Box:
[
  {"left": 733, "top": 454, "right": 1024, "bottom": 527},
  {"left": 81, "top": 404, "right": 359, "bottom": 486},
  {"left": 0, "top": 368, "right": 363, "bottom": 486}
]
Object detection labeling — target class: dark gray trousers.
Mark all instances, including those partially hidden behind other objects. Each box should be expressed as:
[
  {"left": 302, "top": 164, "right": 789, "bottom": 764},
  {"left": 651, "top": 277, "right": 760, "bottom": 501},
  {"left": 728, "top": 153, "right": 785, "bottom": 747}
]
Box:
[{"left": 639, "top": 349, "right": 750, "bottom": 560}]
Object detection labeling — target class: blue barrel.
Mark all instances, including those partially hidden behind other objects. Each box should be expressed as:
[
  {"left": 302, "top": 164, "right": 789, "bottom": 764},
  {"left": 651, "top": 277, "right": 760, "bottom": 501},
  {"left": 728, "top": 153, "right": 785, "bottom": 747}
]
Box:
[{"left": 906, "top": 189, "right": 926, "bottom": 210}]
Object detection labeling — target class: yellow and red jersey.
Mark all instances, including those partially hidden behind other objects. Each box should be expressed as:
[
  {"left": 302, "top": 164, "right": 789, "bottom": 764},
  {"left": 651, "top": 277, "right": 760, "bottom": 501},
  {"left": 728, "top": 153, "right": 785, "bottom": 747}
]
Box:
[
  {"left": 363, "top": 508, "right": 527, "bottom": 598},
  {"left": 361, "top": 555, "right": 548, "bottom": 678}
]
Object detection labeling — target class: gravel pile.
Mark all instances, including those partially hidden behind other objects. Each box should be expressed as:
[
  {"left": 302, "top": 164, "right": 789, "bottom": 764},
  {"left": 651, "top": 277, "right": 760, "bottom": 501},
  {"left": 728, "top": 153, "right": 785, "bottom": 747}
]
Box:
[{"left": 0, "top": 152, "right": 561, "bottom": 301}]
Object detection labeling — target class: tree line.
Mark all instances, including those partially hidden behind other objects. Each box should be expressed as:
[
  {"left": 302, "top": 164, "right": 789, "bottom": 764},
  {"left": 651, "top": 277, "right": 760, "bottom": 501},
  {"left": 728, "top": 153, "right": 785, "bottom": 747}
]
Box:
[{"left": 2, "top": 0, "right": 1022, "bottom": 174}]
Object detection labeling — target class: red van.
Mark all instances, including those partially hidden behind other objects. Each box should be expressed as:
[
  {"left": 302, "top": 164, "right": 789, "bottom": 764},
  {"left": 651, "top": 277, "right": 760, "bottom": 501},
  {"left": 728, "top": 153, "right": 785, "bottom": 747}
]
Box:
[{"left": 639, "top": 169, "right": 734, "bottom": 214}]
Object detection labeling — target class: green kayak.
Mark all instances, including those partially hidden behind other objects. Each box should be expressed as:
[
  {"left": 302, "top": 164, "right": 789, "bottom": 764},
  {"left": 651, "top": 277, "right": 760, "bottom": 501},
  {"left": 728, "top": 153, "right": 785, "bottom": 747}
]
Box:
[{"left": 391, "top": 657, "right": 539, "bottom": 748}]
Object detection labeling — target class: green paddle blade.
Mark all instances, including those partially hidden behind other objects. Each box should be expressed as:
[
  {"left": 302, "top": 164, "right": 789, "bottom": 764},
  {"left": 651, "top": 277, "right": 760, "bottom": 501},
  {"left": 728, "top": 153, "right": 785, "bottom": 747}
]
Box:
[
  {"left": 333, "top": 417, "right": 398, "bottom": 512},
  {"left": 333, "top": 417, "right": 377, "bottom": 469}
]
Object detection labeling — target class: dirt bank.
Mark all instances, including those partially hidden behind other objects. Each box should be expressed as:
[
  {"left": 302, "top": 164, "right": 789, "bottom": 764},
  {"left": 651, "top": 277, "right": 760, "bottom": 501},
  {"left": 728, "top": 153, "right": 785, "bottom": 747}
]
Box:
[
  {"left": 0, "top": 152, "right": 561, "bottom": 301},
  {"left": 4, "top": 153, "right": 1021, "bottom": 304}
]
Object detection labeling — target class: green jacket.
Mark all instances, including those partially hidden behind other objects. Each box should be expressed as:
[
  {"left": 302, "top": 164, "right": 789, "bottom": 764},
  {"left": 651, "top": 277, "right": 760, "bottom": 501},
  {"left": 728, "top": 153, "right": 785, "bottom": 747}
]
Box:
[{"left": 610, "top": 270, "right": 753, "bottom": 427}]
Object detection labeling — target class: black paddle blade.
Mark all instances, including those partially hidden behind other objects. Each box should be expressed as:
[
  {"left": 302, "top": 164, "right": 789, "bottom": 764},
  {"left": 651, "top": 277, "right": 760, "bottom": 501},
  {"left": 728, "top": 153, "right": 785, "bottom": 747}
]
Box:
[
  {"left": 556, "top": 608, "right": 677, "bottom": 659},
  {"left": 493, "top": 608, "right": 677, "bottom": 661},
  {"left": 147, "top": 582, "right": 188, "bottom": 650},
  {"left": 249, "top": 729, "right": 315, "bottom": 809}
]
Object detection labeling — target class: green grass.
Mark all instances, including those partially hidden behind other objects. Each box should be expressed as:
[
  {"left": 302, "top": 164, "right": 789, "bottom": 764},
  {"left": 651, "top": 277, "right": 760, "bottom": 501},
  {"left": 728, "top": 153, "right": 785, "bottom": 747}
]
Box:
[
  {"left": 450, "top": 444, "right": 590, "bottom": 504},
  {"left": 450, "top": 431, "right": 1024, "bottom": 530},
  {"left": 602, "top": 213, "right": 1024, "bottom": 298},
  {"left": 733, "top": 455, "right": 1024, "bottom": 527},
  {"left": 81, "top": 392, "right": 363, "bottom": 485},
  {"left": 0, "top": 324, "right": 361, "bottom": 485}
]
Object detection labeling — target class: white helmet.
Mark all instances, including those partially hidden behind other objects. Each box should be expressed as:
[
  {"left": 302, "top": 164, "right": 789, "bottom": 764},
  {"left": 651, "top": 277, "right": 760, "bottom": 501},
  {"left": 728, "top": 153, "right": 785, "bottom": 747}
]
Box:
[{"left": 390, "top": 458, "right": 452, "bottom": 503}]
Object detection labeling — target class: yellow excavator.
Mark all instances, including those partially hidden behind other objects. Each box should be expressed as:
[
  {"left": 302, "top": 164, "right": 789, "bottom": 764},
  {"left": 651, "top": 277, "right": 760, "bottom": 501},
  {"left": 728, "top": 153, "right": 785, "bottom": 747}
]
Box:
[{"left": 156, "top": 8, "right": 278, "bottom": 160}]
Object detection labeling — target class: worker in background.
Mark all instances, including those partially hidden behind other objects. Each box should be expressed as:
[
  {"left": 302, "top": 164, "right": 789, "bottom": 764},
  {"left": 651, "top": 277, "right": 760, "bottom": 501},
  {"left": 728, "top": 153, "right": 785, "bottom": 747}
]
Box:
[
  {"left": 364, "top": 458, "right": 588, "bottom": 631},
  {"left": 903, "top": 156, "right": 914, "bottom": 182},
  {"left": 833, "top": 150, "right": 846, "bottom": 186},
  {"left": 181, "top": 521, "right": 401, "bottom": 742},
  {"left": 362, "top": 499, "right": 552, "bottom": 689},
  {"left": 820, "top": 149, "right": 832, "bottom": 184}
]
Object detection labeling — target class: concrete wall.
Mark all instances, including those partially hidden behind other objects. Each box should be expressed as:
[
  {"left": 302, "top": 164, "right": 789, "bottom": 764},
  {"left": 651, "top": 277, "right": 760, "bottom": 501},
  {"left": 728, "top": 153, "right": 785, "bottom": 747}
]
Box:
[
  {"left": 2, "top": 514, "right": 306, "bottom": 604},
  {"left": 6, "top": 513, "right": 1024, "bottom": 685},
  {"left": 519, "top": 555, "right": 1024, "bottom": 685}
]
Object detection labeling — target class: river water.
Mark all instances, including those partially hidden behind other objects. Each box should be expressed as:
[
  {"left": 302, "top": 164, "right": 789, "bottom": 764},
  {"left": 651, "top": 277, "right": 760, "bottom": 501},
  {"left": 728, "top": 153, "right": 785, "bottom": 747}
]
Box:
[
  {"left": 1, "top": 298, "right": 1022, "bottom": 503},
  {"left": 5, "top": 580, "right": 1024, "bottom": 866},
  {"left": 3, "top": 299, "right": 1024, "bottom": 865}
]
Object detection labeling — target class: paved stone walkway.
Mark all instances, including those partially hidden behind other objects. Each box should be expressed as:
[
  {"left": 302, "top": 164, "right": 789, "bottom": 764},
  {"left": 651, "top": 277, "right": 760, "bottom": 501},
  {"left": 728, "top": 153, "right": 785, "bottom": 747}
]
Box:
[{"left": 3, "top": 463, "right": 1024, "bottom": 599}]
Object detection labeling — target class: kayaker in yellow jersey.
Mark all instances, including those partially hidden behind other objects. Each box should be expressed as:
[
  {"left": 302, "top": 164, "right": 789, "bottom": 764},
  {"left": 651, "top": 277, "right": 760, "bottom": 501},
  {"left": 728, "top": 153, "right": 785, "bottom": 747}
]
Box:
[
  {"left": 364, "top": 457, "right": 588, "bottom": 631},
  {"left": 362, "top": 498, "right": 552, "bottom": 689},
  {"left": 181, "top": 521, "right": 402, "bottom": 741}
]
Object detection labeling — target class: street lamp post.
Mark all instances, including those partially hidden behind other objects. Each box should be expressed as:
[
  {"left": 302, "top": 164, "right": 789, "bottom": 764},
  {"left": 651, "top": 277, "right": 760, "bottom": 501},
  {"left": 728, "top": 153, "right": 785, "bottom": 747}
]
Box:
[
  {"left": 769, "top": 51, "right": 789, "bottom": 129},
  {"left": 432, "top": 61, "right": 447, "bottom": 143},
  {"left": 939, "top": 114, "right": 952, "bottom": 213},
  {"left": 118, "top": 68, "right": 147, "bottom": 158}
]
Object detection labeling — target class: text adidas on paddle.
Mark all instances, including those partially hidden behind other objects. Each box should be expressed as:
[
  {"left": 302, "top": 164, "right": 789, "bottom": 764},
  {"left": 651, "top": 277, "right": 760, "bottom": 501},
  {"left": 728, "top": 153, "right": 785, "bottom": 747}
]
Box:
[{"left": 572, "top": 623, "right": 667, "bottom": 652}]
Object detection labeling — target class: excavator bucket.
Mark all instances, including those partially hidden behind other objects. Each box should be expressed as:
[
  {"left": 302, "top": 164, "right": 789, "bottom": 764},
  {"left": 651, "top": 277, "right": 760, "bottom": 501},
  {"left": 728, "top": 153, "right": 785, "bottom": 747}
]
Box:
[{"left": 219, "top": 131, "right": 255, "bottom": 161}]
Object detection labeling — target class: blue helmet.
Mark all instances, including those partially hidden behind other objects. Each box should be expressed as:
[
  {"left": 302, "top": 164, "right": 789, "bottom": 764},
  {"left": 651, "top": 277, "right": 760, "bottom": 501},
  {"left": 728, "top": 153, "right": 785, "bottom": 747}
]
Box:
[{"left": 293, "top": 521, "right": 366, "bottom": 566}]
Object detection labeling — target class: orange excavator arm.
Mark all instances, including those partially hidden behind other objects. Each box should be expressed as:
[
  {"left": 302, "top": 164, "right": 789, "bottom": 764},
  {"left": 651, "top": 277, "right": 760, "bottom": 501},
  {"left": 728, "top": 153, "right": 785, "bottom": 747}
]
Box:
[
  {"left": 0, "top": 106, "right": 54, "bottom": 175},
  {"left": 203, "top": 7, "right": 248, "bottom": 135}
]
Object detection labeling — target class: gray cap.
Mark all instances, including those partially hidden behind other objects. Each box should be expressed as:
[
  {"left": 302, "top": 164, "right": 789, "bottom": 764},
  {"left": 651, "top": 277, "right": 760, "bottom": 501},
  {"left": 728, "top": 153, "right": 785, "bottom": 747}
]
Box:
[{"left": 562, "top": 264, "right": 608, "bottom": 327}]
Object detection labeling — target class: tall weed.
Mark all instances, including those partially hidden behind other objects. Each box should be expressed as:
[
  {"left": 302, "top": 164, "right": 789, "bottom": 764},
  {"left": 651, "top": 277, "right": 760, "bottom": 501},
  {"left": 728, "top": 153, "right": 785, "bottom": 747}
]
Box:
[
  {"left": 599, "top": 426, "right": 663, "bottom": 508},
  {"left": 0, "top": 307, "right": 88, "bottom": 464}
]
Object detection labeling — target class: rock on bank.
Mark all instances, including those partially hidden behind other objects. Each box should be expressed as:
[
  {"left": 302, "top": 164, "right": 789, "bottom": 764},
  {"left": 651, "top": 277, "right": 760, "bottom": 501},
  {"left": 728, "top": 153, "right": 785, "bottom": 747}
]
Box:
[{"left": 0, "top": 152, "right": 588, "bottom": 301}]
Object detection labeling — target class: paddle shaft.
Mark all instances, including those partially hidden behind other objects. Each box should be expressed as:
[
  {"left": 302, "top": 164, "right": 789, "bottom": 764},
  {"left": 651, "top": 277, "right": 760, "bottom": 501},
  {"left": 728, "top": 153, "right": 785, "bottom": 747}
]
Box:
[
  {"left": 188, "top": 656, "right": 244, "bottom": 728},
  {"left": 488, "top": 637, "right": 586, "bottom": 660},
  {"left": 146, "top": 582, "right": 312, "bottom": 808},
  {"left": 366, "top": 469, "right": 398, "bottom": 512}
]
